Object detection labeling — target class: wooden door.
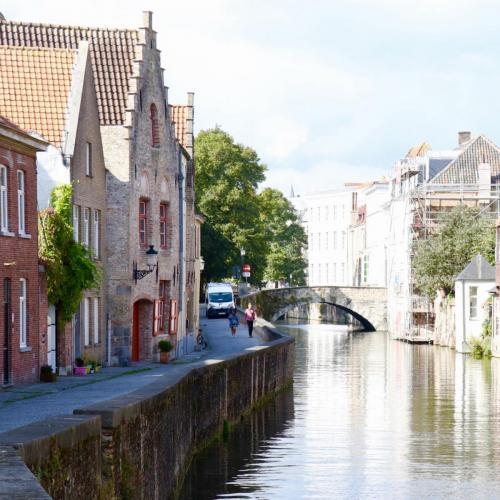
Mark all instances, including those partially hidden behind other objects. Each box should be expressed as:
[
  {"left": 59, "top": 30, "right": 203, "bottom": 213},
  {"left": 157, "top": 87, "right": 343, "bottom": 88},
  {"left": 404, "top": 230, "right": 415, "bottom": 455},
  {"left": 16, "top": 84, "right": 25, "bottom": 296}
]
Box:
[{"left": 132, "top": 302, "right": 139, "bottom": 362}]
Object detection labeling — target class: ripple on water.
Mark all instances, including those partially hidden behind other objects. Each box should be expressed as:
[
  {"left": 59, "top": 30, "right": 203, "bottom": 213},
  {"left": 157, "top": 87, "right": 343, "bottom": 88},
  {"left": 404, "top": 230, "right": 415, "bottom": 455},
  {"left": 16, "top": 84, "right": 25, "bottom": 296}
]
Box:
[{"left": 178, "top": 324, "right": 500, "bottom": 500}]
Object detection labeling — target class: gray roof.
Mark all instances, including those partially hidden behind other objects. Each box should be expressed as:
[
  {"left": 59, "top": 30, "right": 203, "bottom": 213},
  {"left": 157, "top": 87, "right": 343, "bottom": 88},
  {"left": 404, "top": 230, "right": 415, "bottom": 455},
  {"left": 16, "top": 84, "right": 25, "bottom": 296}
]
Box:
[
  {"left": 430, "top": 135, "right": 500, "bottom": 184},
  {"left": 456, "top": 253, "right": 495, "bottom": 281}
]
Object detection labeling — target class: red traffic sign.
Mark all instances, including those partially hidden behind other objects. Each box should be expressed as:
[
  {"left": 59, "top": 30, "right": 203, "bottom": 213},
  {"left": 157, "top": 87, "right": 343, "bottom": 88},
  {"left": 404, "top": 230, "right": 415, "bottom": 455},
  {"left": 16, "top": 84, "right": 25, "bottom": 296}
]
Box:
[{"left": 242, "top": 264, "right": 251, "bottom": 272}]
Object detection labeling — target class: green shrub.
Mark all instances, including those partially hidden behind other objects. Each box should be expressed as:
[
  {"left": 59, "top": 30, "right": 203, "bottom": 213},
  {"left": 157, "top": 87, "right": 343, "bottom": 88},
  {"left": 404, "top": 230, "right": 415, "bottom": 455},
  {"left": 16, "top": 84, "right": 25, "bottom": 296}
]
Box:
[{"left": 158, "top": 340, "right": 173, "bottom": 352}]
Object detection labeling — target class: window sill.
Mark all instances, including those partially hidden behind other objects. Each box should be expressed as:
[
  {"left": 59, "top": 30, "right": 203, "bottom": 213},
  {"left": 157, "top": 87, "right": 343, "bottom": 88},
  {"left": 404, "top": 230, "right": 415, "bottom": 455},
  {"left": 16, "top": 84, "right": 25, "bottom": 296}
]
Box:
[
  {"left": 19, "top": 233, "right": 31, "bottom": 239},
  {"left": 20, "top": 346, "right": 32, "bottom": 353},
  {"left": 0, "top": 230, "right": 15, "bottom": 237}
]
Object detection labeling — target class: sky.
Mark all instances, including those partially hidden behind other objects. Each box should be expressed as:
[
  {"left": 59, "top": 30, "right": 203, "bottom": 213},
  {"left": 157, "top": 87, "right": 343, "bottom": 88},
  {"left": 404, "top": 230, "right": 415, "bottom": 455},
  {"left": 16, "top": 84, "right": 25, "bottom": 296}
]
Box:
[{"left": 4, "top": 0, "right": 500, "bottom": 196}]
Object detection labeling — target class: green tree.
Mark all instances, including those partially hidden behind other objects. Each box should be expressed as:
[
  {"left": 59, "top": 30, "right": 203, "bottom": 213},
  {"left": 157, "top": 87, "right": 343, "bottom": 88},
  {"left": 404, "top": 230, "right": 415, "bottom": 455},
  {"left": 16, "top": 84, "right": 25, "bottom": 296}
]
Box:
[
  {"left": 413, "top": 206, "right": 495, "bottom": 297},
  {"left": 195, "top": 127, "right": 267, "bottom": 283},
  {"left": 39, "top": 184, "right": 100, "bottom": 323},
  {"left": 258, "top": 188, "right": 307, "bottom": 285}
]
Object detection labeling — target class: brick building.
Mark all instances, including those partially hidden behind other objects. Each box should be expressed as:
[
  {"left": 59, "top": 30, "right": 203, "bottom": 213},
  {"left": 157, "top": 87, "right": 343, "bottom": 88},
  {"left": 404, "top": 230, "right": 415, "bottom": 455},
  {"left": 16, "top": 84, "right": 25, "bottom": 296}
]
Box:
[
  {"left": 0, "top": 12, "right": 196, "bottom": 363},
  {"left": 0, "top": 115, "right": 48, "bottom": 385},
  {"left": 0, "top": 43, "right": 108, "bottom": 373}
]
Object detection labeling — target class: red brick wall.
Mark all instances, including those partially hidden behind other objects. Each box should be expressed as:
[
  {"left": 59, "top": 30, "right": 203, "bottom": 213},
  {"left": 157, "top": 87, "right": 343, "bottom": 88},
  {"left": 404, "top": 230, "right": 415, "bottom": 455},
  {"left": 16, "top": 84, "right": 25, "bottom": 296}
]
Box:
[{"left": 0, "top": 142, "right": 41, "bottom": 385}]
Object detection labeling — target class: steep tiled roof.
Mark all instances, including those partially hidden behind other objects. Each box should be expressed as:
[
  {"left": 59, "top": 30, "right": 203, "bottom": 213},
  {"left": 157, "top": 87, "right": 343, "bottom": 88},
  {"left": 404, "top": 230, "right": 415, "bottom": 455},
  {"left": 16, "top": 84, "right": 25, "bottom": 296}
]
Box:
[
  {"left": 430, "top": 135, "right": 500, "bottom": 184},
  {"left": 406, "top": 142, "right": 430, "bottom": 158},
  {"left": 0, "top": 19, "right": 139, "bottom": 125},
  {"left": 0, "top": 114, "right": 26, "bottom": 133},
  {"left": 0, "top": 45, "right": 77, "bottom": 147},
  {"left": 170, "top": 105, "right": 189, "bottom": 150}
]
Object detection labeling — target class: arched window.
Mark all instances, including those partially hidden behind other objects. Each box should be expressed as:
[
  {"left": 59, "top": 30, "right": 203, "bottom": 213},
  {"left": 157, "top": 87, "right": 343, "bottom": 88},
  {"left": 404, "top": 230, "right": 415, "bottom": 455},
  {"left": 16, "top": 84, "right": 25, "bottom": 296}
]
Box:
[{"left": 150, "top": 104, "right": 160, "bottom": 147}]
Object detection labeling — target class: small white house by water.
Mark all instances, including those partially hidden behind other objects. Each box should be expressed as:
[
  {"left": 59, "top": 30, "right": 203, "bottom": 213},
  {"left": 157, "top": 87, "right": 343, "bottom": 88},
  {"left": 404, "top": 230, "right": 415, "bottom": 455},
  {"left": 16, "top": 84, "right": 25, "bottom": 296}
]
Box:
[{"left": 455, "top": 254, "right": 494, "bottom": 354}]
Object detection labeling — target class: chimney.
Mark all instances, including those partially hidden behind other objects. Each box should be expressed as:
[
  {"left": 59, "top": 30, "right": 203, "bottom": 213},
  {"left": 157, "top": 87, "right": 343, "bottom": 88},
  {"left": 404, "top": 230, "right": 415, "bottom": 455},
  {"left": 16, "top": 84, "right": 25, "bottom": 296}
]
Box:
[
  {"left": 142, "top": 11, "right": 153, "bottom": 29},
  {"left": 478, "top": 162, "right": 491, "bottom": 201},
  {"left": 186, "top": 92, "right": 194, "bottom": 157},
  {"left": 458, "top": 131, "right": 471, "bottom": 145}
]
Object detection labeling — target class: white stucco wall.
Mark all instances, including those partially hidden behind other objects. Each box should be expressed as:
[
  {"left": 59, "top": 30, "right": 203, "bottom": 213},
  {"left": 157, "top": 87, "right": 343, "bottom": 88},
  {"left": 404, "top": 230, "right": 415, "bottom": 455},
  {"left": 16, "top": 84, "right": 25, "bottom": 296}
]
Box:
[
  {"left": 36, "top": 145, "right": 70, "bottom": 209},
  {"left": 290, "top": 188, "right": 354, "bottom": 286},
  {"left": 455, "top": 279, "right": 493, "bottom": 353}
]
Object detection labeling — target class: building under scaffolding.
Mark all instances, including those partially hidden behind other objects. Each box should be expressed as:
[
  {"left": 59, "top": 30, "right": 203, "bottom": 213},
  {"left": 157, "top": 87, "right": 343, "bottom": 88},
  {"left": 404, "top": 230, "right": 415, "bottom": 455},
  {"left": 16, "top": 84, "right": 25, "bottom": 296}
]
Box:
[{"left": 387, "top": 132, "right": 500, "bottom": 340}]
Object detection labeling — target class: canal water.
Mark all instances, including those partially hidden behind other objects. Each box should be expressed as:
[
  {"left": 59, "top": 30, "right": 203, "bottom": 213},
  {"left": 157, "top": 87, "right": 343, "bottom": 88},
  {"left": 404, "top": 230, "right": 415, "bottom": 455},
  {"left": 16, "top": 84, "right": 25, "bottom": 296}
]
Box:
[{"left": 179, "top": 322, "right": 500, "bottom": 499}]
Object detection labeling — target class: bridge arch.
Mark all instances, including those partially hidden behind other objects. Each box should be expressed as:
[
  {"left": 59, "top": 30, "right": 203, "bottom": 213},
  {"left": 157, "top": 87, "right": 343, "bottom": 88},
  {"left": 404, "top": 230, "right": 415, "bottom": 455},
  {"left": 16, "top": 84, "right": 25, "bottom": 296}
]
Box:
[
  {"left": 272, "top": 300, "right": 376, "bottom": 331},
  {"left": 243, "top": 286, "right": 387, "bottom": 332}
]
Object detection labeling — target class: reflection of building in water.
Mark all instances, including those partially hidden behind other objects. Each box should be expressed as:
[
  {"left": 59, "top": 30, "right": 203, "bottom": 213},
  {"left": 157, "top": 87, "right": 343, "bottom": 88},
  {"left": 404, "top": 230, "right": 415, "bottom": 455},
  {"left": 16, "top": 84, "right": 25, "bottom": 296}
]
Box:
[{"left": 178, "top": 388, "right": 294, "bottom": 500}]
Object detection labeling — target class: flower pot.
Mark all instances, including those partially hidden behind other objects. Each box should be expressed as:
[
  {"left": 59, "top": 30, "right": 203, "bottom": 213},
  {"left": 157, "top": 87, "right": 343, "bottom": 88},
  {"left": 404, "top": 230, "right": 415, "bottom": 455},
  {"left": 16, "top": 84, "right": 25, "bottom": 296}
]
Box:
[
  {"left": 160, "top": 351, "right": 169, "bottom": 364},
  {"left": 40, "top": 372, "right": 57, "bottom": 383},
  {"left": 74, "top": 366, "right": 87, "bottom": 376}
]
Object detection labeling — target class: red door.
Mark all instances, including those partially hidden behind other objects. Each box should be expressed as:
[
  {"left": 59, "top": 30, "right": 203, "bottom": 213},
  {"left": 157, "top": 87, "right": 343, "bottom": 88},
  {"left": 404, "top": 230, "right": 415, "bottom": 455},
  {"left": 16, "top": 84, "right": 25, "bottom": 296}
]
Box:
[{"left": 132, "top": 302, "right": 139, "bottom": 362}]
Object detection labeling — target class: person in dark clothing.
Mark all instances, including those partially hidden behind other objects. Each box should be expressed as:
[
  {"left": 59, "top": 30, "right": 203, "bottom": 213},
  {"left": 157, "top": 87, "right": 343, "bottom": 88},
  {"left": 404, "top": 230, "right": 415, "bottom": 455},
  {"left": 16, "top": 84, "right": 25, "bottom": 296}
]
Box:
[{"left": 228, "top": 308, "right": 239, "bottom": 337}]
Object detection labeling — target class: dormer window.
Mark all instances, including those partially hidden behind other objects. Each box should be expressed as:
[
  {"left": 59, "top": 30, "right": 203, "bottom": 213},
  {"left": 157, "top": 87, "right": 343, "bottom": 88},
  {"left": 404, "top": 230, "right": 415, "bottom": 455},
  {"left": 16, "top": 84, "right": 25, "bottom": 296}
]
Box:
[{"left": 150, "top": 103, "right": 160, "bottom": 147}]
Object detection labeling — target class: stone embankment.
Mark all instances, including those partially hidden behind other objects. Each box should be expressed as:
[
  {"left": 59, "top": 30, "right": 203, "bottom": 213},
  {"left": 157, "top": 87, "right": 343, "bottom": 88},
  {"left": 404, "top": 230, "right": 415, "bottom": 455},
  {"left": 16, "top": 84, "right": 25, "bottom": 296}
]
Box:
[{"left": 0, "top": 319, "right": 294, "bottom": 499}]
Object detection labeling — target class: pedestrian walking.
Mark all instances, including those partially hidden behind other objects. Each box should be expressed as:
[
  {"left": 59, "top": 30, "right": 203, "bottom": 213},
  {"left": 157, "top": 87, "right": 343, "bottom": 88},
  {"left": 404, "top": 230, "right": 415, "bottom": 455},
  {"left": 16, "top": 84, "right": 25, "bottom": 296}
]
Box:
[
  {"left": 228, "top": 308, "right": 239, "bottom": 337},
  {"left": 244, "top": 303, "right": 256, "bottom": 337}
]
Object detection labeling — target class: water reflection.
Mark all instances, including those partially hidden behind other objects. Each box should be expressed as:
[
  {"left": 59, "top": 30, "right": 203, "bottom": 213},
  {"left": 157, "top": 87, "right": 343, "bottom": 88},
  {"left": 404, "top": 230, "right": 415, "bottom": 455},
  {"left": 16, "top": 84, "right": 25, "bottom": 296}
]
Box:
[{"left": 179, "top": 322, "right": 500, "bottom": 499}]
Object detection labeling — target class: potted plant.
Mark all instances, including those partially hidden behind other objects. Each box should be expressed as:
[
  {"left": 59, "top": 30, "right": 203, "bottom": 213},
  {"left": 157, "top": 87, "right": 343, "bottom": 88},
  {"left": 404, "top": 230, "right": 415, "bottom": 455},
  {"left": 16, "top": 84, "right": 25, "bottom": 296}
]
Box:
[
  {"left": 40, "top": 364, "right": 57, "bottom": 383},
  {"left": 74, "top": 357, "right": 87, "bottom": 376},
  {"left": 158, "top": 340, "right": 173, "bottom": 364}
]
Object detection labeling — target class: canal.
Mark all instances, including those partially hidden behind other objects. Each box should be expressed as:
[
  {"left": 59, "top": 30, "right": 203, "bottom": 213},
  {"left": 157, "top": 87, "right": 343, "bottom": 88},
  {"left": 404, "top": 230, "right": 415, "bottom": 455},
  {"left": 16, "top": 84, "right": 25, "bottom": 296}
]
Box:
[{"left": 179, "top": 321, "right": 500, "bottom": 499}]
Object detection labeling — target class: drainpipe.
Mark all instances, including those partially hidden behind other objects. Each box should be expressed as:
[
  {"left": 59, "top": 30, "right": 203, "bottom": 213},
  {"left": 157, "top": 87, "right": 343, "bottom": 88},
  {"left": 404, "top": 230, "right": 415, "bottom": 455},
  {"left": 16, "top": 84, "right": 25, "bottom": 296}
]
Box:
[{"left": 177, "top": 151, "right": 186, "bottom": 358}]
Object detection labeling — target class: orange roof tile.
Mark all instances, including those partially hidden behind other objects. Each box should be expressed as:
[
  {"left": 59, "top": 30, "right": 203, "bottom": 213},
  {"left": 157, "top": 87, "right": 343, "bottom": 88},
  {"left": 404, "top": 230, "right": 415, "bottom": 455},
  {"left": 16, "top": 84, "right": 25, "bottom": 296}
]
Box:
[
  {"left": 0, "top": 45, "right": 77, "bottom": 147},
  {"left": 0, "top": 19, "right": 139, "bottom": 126},
  {"left": 170, "top": 105, "right": 189, "bottom": 150}
]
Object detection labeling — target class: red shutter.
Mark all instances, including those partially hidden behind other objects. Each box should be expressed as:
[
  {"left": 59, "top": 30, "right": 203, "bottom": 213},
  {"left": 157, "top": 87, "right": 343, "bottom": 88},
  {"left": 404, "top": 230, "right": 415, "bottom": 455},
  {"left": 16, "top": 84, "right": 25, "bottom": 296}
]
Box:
[
  {"left": 169, "top": 299, "right": 178, "bottom": 335},
  {"left": 153, "top": 300, "right": 161, "bottom": 336}
]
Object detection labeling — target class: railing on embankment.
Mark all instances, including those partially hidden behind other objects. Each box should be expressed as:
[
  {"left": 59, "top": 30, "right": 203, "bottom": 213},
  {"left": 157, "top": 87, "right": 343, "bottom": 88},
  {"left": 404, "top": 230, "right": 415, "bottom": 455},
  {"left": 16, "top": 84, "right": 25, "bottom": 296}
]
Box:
[{"left": 0, "top": 322, "right": 294, "bottom": 499}]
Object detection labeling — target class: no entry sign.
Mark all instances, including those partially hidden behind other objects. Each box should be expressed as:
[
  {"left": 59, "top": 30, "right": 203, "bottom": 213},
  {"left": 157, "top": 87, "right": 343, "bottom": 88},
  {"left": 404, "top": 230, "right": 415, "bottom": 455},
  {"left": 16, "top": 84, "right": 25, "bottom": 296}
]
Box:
[{"left": 242, "top": 264, "right": 251, "bottom": 272}]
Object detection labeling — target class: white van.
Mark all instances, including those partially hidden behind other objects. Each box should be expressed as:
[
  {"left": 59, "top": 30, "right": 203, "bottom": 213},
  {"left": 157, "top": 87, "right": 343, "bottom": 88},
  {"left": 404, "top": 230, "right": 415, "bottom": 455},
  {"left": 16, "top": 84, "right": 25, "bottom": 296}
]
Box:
[{"left": 206, "top": 282, "right": 235, "bottom": 318}]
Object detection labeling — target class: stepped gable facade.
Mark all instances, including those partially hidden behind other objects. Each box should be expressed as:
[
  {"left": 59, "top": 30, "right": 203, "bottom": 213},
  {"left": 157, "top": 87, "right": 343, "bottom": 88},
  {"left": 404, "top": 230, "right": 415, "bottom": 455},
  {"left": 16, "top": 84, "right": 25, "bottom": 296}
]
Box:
[
  {"left": 0, "top": 41, "right": 108, "bottom": 372},
  {"left": 0, "top": 12, "right": 192, "bottom": 363}
]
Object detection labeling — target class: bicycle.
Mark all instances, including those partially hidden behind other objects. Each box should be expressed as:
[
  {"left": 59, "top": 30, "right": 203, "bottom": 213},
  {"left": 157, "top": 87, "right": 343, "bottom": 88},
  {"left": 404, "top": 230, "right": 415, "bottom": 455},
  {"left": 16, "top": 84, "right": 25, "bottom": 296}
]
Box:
[{"left": 196, "top": 329, "right": 208, "bottom": 350}]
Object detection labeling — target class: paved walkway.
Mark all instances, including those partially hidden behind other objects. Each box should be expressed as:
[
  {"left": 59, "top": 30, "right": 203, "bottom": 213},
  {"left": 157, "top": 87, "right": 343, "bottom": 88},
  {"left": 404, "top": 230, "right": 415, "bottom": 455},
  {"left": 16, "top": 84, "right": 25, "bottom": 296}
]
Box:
[{"left": 0, "top": 310, "right": 264, "bottom": 434}]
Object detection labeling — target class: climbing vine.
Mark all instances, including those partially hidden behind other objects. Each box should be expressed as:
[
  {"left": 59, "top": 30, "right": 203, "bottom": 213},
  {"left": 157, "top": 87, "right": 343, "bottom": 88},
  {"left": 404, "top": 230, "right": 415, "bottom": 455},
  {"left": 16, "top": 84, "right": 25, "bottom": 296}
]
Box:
[{"left": 38, "top": 184, "right": 100, "bottom": 323}]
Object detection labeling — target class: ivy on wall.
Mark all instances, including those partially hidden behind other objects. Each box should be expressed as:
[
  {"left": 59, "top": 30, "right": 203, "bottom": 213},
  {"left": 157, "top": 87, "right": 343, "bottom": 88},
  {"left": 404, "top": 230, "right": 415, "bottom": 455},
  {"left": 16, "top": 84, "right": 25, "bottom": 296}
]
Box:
[{"left": 38, "top": 184, "right": 100, "bottom": 322}]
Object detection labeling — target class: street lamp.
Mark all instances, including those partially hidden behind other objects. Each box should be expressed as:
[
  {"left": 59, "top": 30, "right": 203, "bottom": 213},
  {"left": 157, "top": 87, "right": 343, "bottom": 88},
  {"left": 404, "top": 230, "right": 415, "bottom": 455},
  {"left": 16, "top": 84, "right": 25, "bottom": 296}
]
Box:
[
  {"left": 200, "top": 256, "right": 205, "bottom": 271},
  {"left": 240, "top": 247, "right": 246, "bottom": 283},
  {"left": 133, "top": 245, "right": 158, "bottom": 282}
]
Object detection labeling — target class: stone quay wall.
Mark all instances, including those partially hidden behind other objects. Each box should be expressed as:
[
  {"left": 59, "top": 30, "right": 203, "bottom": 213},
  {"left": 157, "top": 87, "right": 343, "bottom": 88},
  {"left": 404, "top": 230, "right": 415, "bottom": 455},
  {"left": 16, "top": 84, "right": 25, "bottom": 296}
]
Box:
[{"left": 0, "top": 325, "right": 294, "bottom": 499}]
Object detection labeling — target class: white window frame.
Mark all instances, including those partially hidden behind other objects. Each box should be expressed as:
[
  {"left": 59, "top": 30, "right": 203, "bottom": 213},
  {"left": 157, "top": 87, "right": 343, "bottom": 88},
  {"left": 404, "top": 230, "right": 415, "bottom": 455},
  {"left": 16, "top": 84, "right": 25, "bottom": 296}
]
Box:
[
  {"left": 83, "top": 207, "right": 90, "bottom": 248},
  {"left": 19, "top": 278, "right": 27, "bottom": 348},
  {"left": 93, "top": 209, "right": 100, "bottom": 258},
  {"left": 17, "top": 170, "right": 25, "bottom": 234},
  {"left": 83, "top": 298, "right": 90, "bottom": 346},
  {"left": 93, "top": 297, "right": 99, "bottom": 344},
  {"left": 0, "top": 165, "right": 8, "bottom": 232},
  {"left": 85, "top": 142, "right": 92, "bottom": 177},
  {"left": 469, "top": 286, "right": 478, "bottom": 320},
  {"left": 72, "top": 205, "right": 80, "bottom": 242}
]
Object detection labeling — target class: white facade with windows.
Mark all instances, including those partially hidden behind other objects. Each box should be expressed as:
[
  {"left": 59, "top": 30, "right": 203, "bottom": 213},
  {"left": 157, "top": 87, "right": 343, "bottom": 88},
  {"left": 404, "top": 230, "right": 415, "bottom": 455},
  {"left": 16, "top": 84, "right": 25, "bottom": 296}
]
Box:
[
  {"left": 290, "top": 188, "right": 355, "bottom": 286},
  {"left": 348, "top": 182, "right": 390, "bottom": 287},
  {"left": 455, "top": 254, "right": 494, "bottom": 354}
]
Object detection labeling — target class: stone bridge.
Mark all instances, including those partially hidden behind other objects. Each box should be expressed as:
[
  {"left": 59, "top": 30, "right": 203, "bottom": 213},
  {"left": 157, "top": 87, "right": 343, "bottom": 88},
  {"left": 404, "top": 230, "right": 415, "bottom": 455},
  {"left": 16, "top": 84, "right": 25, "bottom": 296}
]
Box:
[{"left": 242, "top": 286, "right": 387, "bottom": 331}]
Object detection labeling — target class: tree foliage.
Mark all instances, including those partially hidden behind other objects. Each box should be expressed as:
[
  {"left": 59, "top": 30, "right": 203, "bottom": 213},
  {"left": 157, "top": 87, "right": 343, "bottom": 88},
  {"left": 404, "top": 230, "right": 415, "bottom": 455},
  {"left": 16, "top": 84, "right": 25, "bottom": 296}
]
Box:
[
  {"left": 258, "top": 188, "right": 307, "bottom": 285},
  {"left": 39, "top": 184, "right": 101, "bottom": 322},
  {"left": 412, "top": 206, "right": 495, "bottom": 297},
  {"left": 195, "top": 127, "right": 307, "bottom": 285}
]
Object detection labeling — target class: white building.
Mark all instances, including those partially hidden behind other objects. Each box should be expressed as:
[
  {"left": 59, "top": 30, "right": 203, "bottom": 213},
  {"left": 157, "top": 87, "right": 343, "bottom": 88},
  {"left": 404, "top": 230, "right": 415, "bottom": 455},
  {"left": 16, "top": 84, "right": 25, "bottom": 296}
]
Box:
[
  {"left": 387, "top": 132, "right": 500, "bottom": 339},
  {"left": 290, "top": 188, "right": 356, "bottom": 286},
  {"left": 455, "top": 254, "right": 494, "bottom": 354},
  {"left": 348, "top": 181, "right": 390, "bottom": 287}
]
